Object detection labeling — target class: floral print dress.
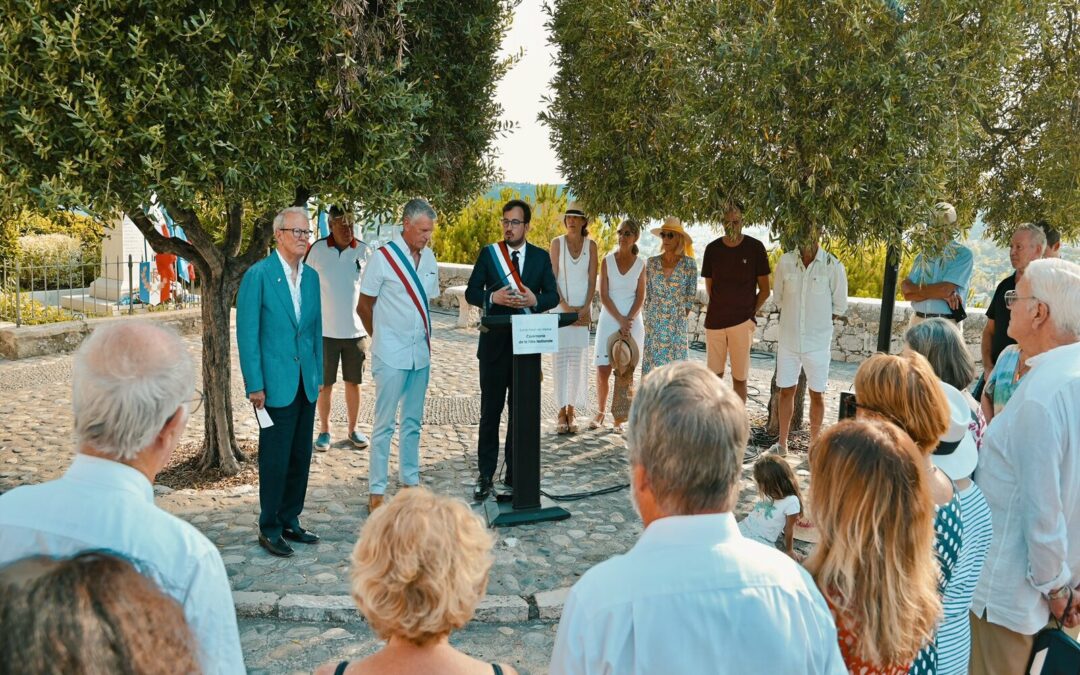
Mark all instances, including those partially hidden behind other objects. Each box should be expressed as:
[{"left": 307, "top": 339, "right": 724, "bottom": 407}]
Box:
[{"left": 642, "top": 255, "right": 698, "bottom": 375}]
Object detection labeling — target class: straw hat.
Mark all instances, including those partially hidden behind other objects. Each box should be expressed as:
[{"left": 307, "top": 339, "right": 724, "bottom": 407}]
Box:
[
  {"left": 650, "top": 216, "right": 695, "bottom": 258},
  {"left": 563, "top": 201, "right": 587, "bottom": 220},
  {"left": 932, "top": 381, "right": 979, "bottom": 480},
  {"left": 607, "top": 330, "right": 640, "bottom": 377}
]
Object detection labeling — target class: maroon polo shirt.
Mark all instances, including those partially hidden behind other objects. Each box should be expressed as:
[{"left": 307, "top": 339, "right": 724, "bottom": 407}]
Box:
[{"left": 700, "top": 235, "right": 771, "bottom": 329}]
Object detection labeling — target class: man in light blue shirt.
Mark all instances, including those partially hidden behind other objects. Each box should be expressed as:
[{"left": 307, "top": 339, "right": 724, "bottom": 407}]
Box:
[
  {"left": 550, "top": 361, "right": 844, "bottom": 675},
  {"left": 0, "top": 321, "right": 245, "bottom": 674},
  {"left": 901, "top": 239, "right": 974, "bottom": 324}
]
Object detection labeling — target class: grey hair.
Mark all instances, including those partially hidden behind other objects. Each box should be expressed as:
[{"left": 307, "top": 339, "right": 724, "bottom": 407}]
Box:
[
  {"left": 402, "top": 198, "right": 436, "bottom": 224},
  {"left": 72, "top": 322, "right": 195, "bottom": 461},
  {"left": 1025, "top": 258, "right": 1080, "bottom": 338},
  {"left": 1014, "top": 223, "right": 1047, "bottom": 251},
  {"left": 626, "top": 361, "right": 748, "bottom": 515},
  {"left": 904, "top": 318, "right": 977, "bottom": 390},
  {"left": 272, "top": 206, "right": 310, "bottom": 230}
]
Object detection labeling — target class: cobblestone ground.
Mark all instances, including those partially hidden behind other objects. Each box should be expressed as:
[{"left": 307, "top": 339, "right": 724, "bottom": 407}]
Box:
[{"left": 0, "top": 310, "right": 858, "bottom": 673}]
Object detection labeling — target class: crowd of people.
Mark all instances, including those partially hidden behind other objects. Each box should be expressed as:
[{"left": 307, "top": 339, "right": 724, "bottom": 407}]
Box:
[{"left": 0, "top": 199, "right": 1076, "bottom": 675}]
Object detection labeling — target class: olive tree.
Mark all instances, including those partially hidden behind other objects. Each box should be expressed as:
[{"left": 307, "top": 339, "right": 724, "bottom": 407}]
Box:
[{"left": 0, "top": 0, "right": 512, "bottom": 472}]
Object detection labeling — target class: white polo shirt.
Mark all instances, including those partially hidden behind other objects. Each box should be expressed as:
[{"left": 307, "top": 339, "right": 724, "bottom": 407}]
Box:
[
  {"left": 360, "top": 235, "right": 440, "bottom": 370},
  {"left": 772, "top": 247, "right": 848, "bottom": 353},
  {"left": 304, "top": 234, "right": 371, "bottom": 339}
]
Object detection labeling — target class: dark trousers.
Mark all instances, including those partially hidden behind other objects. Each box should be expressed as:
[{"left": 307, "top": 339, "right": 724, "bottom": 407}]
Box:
[
  {"left": 478, "top": 351, "right": 515, "bottom": 483},
  {"left": 258, "top": 379, "right": 316, "bottom": 539}
]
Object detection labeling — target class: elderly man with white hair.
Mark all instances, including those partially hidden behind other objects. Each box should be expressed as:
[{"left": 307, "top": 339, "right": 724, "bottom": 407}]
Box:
[
  {"left": 237, "top": 206, "right": 323, "bottom": 558},
  {"left": 550, "top": 361, "right": 844, "bottom": 675},
  {"left": 0, "top": 321, "right": 245, "bottom": 674},
  {"left": 970, "top": 258, "right": 1080, "bottom": 675}
]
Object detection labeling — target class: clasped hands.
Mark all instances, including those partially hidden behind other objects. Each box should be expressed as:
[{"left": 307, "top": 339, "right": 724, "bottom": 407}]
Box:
[
  {"left": 945, "top": 290, "right": 962, "bottom": 310},
  {"left": 492, "top": 285, "right": 536, "bottom": 310}
]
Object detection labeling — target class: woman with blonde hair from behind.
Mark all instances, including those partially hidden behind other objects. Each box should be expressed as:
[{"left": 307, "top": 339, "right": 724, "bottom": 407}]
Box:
[
  {"left": 854, "top": 351, "right": 960, "bottom": 675},
  {"left": 315, "top": 487, "right": 517, "bottom": 675},
  {"left": 806, "top": 418, "right": 942, "bottom": 674}
]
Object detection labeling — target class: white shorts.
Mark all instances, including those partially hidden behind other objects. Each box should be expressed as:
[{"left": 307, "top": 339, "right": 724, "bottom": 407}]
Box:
[{"left": 776, "top": 346, "right": 831, "bottom": 392}]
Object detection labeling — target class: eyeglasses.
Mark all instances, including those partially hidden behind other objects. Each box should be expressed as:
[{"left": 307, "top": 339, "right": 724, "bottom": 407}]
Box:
[
  {"left": 1004, "top": 290, "right": 1041, "bottom": 309},
  {"left": 659, "top": 231, "right": 678, "bottom": 240},
  {"left": 500, "top": 218, "right": 525, "bottom": 227},
  {"left": 166, "top": 389, "right": 203, "bottom": 425},
  {"left": 278, "top": 228, "right": 312, "bottom": 239}
]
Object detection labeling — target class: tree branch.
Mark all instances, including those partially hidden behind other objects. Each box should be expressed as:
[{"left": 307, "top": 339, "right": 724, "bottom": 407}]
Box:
[
  {"left": 238, "top": 210, "right": 277, "bottom": 267},
  {"left": 126, "top": 209, "right": 201, "bottom": 262},
  {"left": 224, "top": 202, "right": 244, "bottom": 257}
]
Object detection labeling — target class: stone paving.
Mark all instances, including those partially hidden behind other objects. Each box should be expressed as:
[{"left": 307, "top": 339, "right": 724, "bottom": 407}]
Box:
[{"left": 0, "top": 309, "right": 860, "bottom": 673}]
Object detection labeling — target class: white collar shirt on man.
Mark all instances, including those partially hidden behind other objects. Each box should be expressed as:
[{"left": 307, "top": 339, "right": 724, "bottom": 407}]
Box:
[
  {"left": 772, "top": 248, "right": 848, "bottom": 353},
  {"left": 304, "top": 235, "right": 370, "bottom": 339},
  {"left": 359, "top": 235, "right": 440, "bottom": 370},
  {"left": 0, "top": 454, "right": 245, "bottom": 674},
  {"left": 549, "top": 512, "right": 845, "bottom": 675},
  {"left": 971, "top": 340, "right": 1080, "bottom": 635},
  {"left": 275, "top": 247, "right": 303, "bottom": 323}
]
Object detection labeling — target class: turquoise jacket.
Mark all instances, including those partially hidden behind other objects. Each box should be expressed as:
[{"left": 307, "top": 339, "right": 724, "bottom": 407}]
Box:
[{"left": 237, "top": 252, "right": 323, "bottom": 408}]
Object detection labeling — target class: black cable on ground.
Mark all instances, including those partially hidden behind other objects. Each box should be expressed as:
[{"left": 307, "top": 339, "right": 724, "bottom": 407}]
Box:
[{"left": 540, "top": 483, "right": 630, "bottom": 502}]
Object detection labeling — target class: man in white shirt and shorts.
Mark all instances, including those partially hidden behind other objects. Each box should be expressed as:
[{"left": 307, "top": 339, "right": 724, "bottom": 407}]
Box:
[
  {"left": 305, "top": 205, "right": 371, "bottom": 451},
  {"left": 771, "top": 237, "right": 847, "bottom": 455}
]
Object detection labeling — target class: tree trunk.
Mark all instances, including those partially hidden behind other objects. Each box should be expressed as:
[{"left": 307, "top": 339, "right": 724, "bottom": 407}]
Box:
[
  {"left": 197, "top": 268, "right": 244, "bottom": 473},
  {"left": 765, "top": 367, "right": 807, "bottom": 437}
]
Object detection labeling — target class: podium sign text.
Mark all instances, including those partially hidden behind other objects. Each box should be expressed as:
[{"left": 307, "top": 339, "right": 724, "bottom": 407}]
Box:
[{"left": 512, "top": 314, "right": 559, "bottom": 354}]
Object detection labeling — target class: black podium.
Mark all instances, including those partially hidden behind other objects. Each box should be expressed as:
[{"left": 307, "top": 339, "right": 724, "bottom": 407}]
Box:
[{"left": 479, "top": 312, "right": 577, "bottom": 527}]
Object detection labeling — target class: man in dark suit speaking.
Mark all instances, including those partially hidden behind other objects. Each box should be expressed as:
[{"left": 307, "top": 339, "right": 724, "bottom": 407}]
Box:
[{"left": 466, "top": 199, "right": 559, "bottom": 502}]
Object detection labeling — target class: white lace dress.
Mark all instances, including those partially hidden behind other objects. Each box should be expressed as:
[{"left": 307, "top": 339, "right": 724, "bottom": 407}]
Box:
[{"left": 551, "top": 235, "right": 592, "bottom": 409}]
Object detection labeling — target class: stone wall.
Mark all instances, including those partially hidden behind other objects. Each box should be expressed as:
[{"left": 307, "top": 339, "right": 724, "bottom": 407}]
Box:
[{"left": 434, "top": 262, "right": 987, "bottom": 365}]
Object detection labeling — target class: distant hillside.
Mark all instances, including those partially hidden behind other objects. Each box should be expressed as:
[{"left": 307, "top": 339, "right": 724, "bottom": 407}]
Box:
[{"left": 484, "top": 182, "right": 568, "bottom": 202}]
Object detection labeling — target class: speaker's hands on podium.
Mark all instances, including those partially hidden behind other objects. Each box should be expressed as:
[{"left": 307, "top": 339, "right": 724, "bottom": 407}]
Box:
[{"left": 492, "top": 285, "right": 536, "bottom": 310}]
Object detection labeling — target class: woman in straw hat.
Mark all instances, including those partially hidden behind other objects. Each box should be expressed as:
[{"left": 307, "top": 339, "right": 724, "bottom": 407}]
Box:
[
  {"left": 591, "top": 219, "right": 645, "bottom": 430},
  {"left": 642, "top": 217, "right": 698, "bottom": 375},
  {"left": 549, "top": 201, "right": 598, "bottom": 434}
]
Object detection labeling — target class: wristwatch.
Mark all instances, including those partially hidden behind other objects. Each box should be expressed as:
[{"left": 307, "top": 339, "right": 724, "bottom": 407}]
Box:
[{"left": 1047, "top": 586, "right": 1072, "bottom": 601}]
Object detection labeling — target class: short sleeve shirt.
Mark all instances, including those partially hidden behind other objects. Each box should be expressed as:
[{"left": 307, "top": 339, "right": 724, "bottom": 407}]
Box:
[
  {"left": 984, "top": 273, "right": 1017, "bottom": 365},
  {"left": 907, "top": 242, "right": 974, "bottom": 316},
  {"left": 701, "top": 235, "right": 771, "bottom": 329}
]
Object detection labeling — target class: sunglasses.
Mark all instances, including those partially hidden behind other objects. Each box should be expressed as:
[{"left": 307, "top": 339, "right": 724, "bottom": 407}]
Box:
[
  {"left": 617, "top": 230, "right": 635, "bottom": 237},
  {"left": 659, "top": 231, "right": 679, "bottom": 240}
]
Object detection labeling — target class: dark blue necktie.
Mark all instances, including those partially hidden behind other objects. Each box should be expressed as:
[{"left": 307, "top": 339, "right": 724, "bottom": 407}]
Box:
[{"left": 511, "top": 250, "right": 521, "bottom": 275}]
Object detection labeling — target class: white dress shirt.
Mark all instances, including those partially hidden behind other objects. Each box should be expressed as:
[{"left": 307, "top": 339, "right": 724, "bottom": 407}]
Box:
[
  {"left": 0, "top": 454, "right": 245, "bottom": 675},
  {"left": 971, "top": 340, "right": 1080, "bottom": 635},
  {"left": 276, "top": 248, "right": 303, "bottom": 323},
  {"left": 550, "top": 512, "right": 845, "bottom": 675},
  {"left": 772, "top": 247, "right": 848, "bottom": 353},
  {"left": 359, "top": 235, "right": 440, "bottom": 370}
]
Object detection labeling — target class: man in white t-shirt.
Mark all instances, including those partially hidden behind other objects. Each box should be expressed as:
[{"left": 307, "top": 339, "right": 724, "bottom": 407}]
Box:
[
  {"left": 770, "top": 237, "right": 847, "bottom": 455},
  {"left": 304, "top": 205, "right": 371, "bottom": 451}
]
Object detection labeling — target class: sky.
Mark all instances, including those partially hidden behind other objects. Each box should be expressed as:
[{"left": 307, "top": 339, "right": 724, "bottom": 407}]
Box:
[{"left": 491, "top": 0, "right": 564, "bottom": 185}]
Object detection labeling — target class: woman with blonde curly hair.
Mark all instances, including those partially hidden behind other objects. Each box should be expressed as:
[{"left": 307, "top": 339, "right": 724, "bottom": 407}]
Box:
[
  {"left": 315, "top": 487, "right": 517, "bottom": 675},
  {"left": 806, "top": 419, "right": 942, "bottom": 674},
  {"left": 854, "top": 351, "right": 961, "bottom": 675}
]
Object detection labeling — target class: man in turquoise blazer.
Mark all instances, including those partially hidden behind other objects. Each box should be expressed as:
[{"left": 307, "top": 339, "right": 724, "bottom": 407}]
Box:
[{"left": 237, "top": 206, "right": 323, "bottom": 557}]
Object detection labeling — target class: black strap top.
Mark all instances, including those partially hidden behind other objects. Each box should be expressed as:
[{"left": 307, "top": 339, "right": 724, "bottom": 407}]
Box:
[{"left": 331, "top": 659, "right": 503, "bottom": 674}]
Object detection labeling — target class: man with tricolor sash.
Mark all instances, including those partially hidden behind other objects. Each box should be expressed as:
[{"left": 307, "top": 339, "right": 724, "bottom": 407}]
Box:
[
  {"left": 465, "top": 199, "right": 560, "bottom": 502},
  {"left": 357, "top": 199, "right": 440, "bottom": 513}
]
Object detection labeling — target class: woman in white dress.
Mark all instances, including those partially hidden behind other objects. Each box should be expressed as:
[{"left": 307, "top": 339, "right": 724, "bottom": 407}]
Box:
[
  {"left": 550, "top": 202, "right": 598, "bottom": 434},
  {"left": 591, "top": 219, "right": 645, "bottom": 432}
]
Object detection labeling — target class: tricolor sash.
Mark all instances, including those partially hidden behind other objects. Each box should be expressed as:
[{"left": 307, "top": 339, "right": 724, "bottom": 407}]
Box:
[
  {"left": 379, "top": 241, "right": 431, "bottom": 350},
  {"left": 487, "top": 242, "right": 531, "bottom": 314}
]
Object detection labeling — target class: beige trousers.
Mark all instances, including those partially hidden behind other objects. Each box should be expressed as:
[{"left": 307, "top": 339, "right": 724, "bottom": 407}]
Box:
[{"left": 969, "top": 610, "right": 1080, "bottom": 675}]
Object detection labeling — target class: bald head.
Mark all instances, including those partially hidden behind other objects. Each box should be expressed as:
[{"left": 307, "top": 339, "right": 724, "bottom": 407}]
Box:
[{"left": 73, "top": 321, "right": 194, "bottom": 461}]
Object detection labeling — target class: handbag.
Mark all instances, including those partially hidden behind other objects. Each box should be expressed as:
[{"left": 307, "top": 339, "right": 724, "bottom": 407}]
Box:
[{"left": 1026, "top": 589, "right": 1080, "bottom": 674}]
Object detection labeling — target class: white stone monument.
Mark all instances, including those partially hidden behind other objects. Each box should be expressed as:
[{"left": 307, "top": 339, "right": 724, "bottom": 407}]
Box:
[{"left": 60, "top": 214, "right": 149, "bottom": 316}]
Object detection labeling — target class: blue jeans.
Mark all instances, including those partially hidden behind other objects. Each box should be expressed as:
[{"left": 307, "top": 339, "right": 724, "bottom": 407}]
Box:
[{"left": 369, "top": 355, "right": 430, "bottom": 495}]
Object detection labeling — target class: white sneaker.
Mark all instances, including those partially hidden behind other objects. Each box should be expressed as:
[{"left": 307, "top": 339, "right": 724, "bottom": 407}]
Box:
[{"left": 767, "top": 443, "right": 787, "bottom": 456}]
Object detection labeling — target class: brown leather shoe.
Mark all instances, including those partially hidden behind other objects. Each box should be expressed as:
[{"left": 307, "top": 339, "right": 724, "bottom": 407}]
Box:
[{"left": 368, "top": 494, "right": 384, "bottom": 512}]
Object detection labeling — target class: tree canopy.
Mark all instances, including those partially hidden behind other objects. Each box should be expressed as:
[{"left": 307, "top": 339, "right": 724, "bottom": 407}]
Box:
[
  {"left": 544, "top": 0, "right": 1045, "bottom": 253},
  {"left": 0, "top": 0, "right": 513, "bottom": 472}
]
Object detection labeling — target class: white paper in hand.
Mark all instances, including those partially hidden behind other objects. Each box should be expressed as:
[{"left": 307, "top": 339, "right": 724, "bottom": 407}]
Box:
[{"left": 254, "top": 405, "right": 274, "bottom": 429}]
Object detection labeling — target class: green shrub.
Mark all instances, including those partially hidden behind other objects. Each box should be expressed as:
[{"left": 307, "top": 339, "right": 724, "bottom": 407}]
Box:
[
  {"left": 0, "top": 290, "right": 76, "bottom": 325},
  {"left": 14, "top": 233, "right": 99, "bottom": 289}
]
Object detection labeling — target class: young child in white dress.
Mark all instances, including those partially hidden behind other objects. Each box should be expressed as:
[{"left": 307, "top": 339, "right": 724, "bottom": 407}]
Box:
[{"left": 738, "top": 453, "right": 803, "bottom": 559}]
